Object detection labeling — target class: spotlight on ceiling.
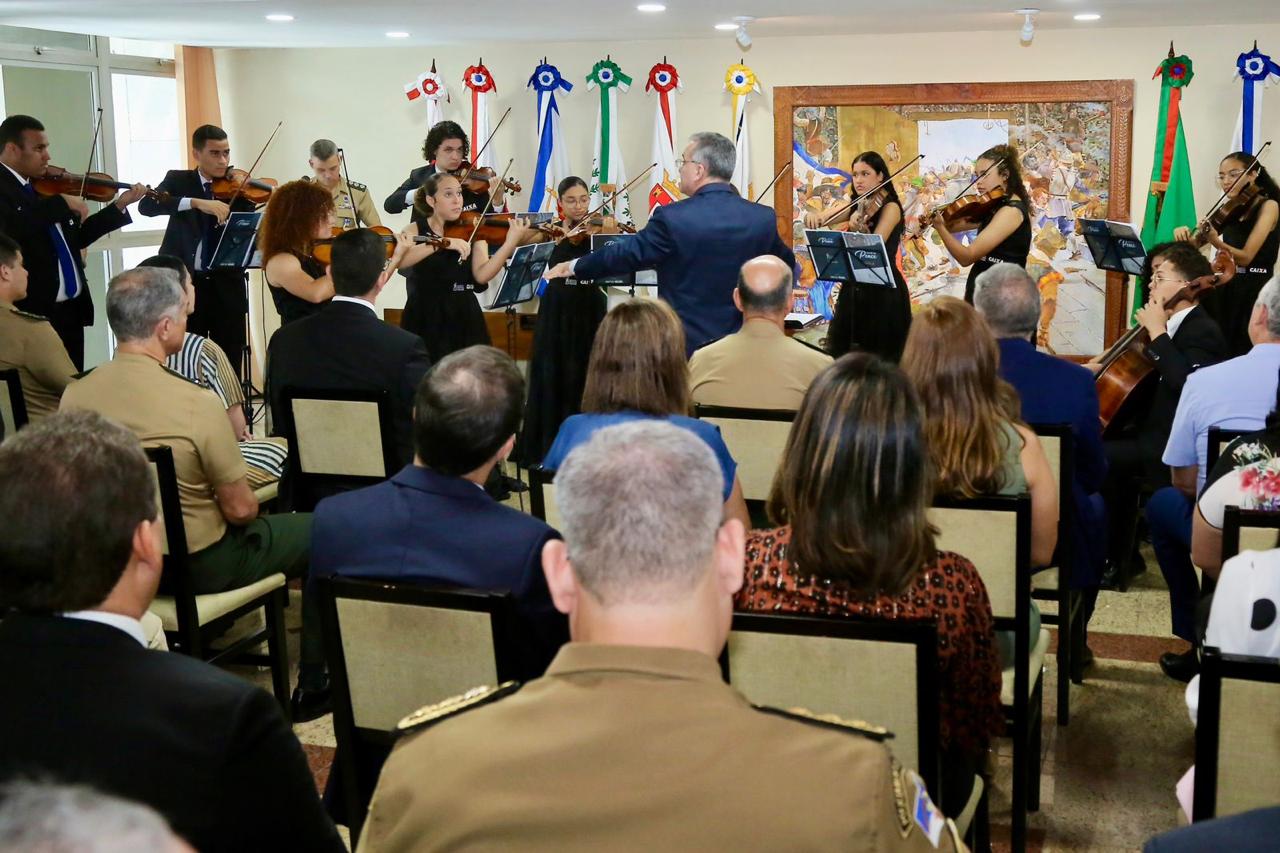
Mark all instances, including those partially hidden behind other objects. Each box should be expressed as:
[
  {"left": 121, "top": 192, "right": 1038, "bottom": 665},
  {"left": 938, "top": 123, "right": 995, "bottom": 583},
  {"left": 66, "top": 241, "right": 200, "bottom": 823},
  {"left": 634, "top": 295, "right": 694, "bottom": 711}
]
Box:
[
  {"left": 733, "top": 16, "right": 756, "bottom": 50},
  {"left": 1015, "top": 8, "right": 1039, "bottom": 45}
]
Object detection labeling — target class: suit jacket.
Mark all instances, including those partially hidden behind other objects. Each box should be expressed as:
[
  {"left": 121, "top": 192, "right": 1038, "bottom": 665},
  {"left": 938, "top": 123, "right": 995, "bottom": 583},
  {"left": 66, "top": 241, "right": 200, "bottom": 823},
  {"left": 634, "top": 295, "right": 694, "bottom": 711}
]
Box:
[
  {"left": 998, "top": 337, "right": 1108, "bottom": 587},
  {"left": 1144, "top": 806, "right": 1280, "bottom": 852},
  {"left": 310, "top": 464, "right": 568, "bottom": 680},
  {"left": 0, "top": 613, "right": 344, "bottom": 853},
  {"left": 572, "top": 183, "right": 797, "bottom": 352},
  {"left": 266, "top": 299, "right": 431, "bottom": 467},
  {"left": 0, "top": 166, "right": 130, "bottom": 325},
  {"left": 137, "top": 169, "right": 254, "bottom": 273},
  {"left": 384, "top": 164, "right": 432, "bottom": 215}
]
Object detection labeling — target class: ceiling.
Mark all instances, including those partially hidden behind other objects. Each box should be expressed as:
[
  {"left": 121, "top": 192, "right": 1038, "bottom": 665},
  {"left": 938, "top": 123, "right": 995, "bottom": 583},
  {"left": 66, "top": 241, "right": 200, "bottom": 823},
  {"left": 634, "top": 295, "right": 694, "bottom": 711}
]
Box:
[{"left": 4, "top": 0, "right": 1280, "bottom": 49}]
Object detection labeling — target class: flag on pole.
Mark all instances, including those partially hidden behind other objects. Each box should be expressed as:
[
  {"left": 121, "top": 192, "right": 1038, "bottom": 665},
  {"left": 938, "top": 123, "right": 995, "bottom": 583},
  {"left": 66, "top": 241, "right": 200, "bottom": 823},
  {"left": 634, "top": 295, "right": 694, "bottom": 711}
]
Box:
[
  {"left": 646, "top": 60, "right": 683, "bottom": 212},
  {"left": 403, "top": 61, "right": 448, "bottom": 129},
  {"left": 463, "top": 61, "right": 496, "bottom": 168},
  {"left": 1233, "top": 45, "right": 1280, "bottom": 155},
  {"left": 586, "top": 58, "right": 634, "bottom": 224},
  {"left": 725, "top": 63, "right": 760, "bottom": 199},
  {"left": 528, "top": 61, "right": 573, "bottom": 214},
  {"left": 1137, "top": 51, "right": 1198, "bottom": 322}
]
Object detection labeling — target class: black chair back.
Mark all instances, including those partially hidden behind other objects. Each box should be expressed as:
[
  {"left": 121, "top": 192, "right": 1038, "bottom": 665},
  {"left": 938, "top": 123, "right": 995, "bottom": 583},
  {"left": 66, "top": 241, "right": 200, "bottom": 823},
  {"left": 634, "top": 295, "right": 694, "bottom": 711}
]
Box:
[
  {"left": 0, "top": 368, "right": 28, "bottom": 440},
  {"left": 1206, "top": 427, "right": 1254, "bottom": 479},
  {"left": 1222, "top": 507, "right": 1280, "bottom": 562}
]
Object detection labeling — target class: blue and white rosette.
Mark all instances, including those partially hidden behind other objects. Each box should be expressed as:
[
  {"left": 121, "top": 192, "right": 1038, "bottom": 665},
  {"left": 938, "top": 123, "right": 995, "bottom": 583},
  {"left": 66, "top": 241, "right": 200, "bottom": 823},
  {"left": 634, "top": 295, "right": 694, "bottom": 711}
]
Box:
[{"left": 1233, "top": 47, "right": 1280, "bottom": 155}]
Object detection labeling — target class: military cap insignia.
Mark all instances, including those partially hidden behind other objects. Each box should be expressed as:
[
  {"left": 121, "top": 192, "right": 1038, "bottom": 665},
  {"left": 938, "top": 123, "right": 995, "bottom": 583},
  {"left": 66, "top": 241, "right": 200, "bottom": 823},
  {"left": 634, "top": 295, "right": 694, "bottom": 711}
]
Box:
[
  {"left": 396, "top": 681, "right": 521, "bottom": 735},
  {"left": 754, "top": 704, "right": 891, "bottom": 741}
]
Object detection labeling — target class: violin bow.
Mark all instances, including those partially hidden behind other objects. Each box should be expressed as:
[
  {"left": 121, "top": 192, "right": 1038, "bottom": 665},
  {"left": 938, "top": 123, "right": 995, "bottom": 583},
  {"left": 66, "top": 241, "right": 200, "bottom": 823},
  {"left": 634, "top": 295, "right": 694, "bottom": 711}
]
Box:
[
  {"left": 752, "top": 162, "right": 792, "bottom": 204},
  {"left": 78, "top": 107, "right": 105, "bottom": 200},
  {"left": 562, "top": 164, "right": 656, "bottom": 239},
  {"left": 462, "top": 107, "right": 511, "bottom": 181},
  {"left": 916, "top": 138, "right": 1045, "bottom": 231},
  {"left": 457, "top": 157, "right": 517, "bottom": 264},
  {"left": 336, "top": 145, "right": 363, "bottom": 228},
  {"left": 1199, "top": 140, "right": 1271, "bottom": 226},
  {"left": 226, "top": 120, "right": 283, "bottom": 210},
  {"left": 817, "top": 155, "right": 923, "bottom": 228}
]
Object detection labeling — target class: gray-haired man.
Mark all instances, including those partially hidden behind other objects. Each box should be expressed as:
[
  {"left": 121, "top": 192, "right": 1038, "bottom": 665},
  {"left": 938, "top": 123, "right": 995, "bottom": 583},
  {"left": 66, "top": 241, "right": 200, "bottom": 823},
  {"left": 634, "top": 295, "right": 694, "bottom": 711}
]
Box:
[{"left": 306, "top": 137, "right": 381, "bottom": 230}]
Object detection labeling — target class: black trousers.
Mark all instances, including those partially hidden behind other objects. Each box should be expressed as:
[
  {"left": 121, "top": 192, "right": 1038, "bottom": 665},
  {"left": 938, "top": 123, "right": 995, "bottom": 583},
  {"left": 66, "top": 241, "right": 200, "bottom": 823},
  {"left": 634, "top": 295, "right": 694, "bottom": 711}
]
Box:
[
  {"left": 46, "top": 298, "right": 86, "bottom": 371},
  {"left": 191, "top": 269, "right": 248, "bottom": 381}
]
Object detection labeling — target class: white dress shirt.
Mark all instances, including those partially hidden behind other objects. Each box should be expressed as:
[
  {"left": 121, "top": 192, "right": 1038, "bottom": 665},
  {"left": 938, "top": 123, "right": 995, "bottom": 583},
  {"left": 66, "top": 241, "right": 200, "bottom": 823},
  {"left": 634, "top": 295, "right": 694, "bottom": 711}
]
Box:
[{"left": 331, "top": 294, "right": 377, "bottom": 314}]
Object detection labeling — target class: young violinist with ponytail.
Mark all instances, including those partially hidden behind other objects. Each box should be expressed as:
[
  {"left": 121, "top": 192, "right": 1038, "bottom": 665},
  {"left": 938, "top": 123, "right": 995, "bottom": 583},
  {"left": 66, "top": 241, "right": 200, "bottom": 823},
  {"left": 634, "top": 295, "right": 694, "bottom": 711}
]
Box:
[
  {"left": 397, "top": 172, "right": 530, "bottom": 362},
  {"left": 1175, "top": 152, "right": 1280, "bottom": 357},
  {"left": 803, "top": 151, "right": 913, "bottom": 361},
  {"left": 921, "top": 144, "right": 1033, "bottom": 304}
]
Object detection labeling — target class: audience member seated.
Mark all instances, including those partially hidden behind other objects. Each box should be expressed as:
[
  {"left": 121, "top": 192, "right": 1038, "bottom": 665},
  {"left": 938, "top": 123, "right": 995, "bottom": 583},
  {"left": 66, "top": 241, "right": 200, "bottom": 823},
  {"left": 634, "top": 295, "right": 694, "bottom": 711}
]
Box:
[
  {"left": 138, "top": 253, "right": 287, "bottom": 490},
  {"left": 976, "top": 262, "right": 1108, "bottom": 659},
  {"left": 542, "top": 297, "right": 750, "bottom": 527},
  {"left": 267, "top": 227, "right": 429, "bottom": 469},
  {"left": 259, "top": 179, "right": 337, "bottom": 326},
  {"left": 0, "top": 412, "right": 344, "bottom": 853},
  {"left": 737, "top": 353, "right": 1001, "bottom": 815},
  {"left": 0, "top": 232, "right": 75, "bottom": 422},
  {"left": 1145, "top": 805, "right": 1280, "bottom": 852},
  {"left": 0, "top": 782, "right": 192, "bottom": 853},
  {"left": 900, "top": 295, "right": 1058, "bottom": 663},
  {"left": 359, "top": 421, "right": 962, "bottom": 852},
  {"left": 1151, "top": 274, "right": 1280, "bottom": 682},
  {"left": 689, "top": 254, "right": 832, "bottom": 410},
  {"left": 59, "top": 267, "right": 328, "bottom": 721}
]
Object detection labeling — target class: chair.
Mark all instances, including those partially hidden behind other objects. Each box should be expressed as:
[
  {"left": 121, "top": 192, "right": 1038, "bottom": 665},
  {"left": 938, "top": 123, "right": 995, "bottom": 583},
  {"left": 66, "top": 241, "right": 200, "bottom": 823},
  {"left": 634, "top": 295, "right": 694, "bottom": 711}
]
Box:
[
  {"left": 1029, "top": 423, "right": 1083, "bottom": 723},
  {"left": 0, "top": 368, "right": 28, "bottom": 441},
  {"left": 144, "top": 446, "right": 291, "bottom": 714},
  {"left": 278, "top": 387, "right": 398, "bottom": 512},
  {"left": 1221, "top": 507, "right": 1280, "bottom": 562},
  {"left": 1192, "top": 647, "right": 1280, "bottom": 821},
  {"left": 1205, "top": 427, "right": 1252, "bottom": 478},
  {"left": 929, "top": 493, "right": 1044, "bottom": 853},
  {"left": 692, "top": 404, "right": 795, "bottom": 517},
  {"left": 318, "top": 576, "right": 520, "bottom": 844},
  {"left": 528, "top": 465, "right": 561, "bottom": 529}
]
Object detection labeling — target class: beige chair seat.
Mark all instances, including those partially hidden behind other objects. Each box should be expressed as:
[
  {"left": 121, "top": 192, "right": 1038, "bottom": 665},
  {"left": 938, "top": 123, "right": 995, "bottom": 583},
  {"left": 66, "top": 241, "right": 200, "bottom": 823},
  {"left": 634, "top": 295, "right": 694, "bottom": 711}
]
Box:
[
  {"left": 253, "top": 482, "right": 279, "bottom": 503},
  {"left": 140, "top": 610, "right": 168, "bottom": 651},
  {"left": 150, "top": 573, "right": 287, "bottom": 632},
  {"left": 954, "top": 773, "right": 985, "bottom": 839},
  {"left": 1002, "top": 627, "right": 1052, "bottom": 706}
]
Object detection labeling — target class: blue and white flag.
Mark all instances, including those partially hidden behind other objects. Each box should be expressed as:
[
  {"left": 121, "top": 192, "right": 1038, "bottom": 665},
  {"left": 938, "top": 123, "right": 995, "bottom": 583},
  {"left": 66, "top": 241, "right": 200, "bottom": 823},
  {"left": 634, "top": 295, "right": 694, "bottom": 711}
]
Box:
[
  {"left": 1233, "top": 46, "right": 1280, "bottom": 155},
  {"left": 528, "top": 61, "right": 572, "bottom": 215}
]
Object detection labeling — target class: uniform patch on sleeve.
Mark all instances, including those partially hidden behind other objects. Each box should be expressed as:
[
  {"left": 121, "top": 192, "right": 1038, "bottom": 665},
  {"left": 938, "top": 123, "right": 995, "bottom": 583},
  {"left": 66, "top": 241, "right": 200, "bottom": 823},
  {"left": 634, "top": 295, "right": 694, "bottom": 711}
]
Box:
[{"left": 910, "top": 770, "right": 945, "bottom": 848}]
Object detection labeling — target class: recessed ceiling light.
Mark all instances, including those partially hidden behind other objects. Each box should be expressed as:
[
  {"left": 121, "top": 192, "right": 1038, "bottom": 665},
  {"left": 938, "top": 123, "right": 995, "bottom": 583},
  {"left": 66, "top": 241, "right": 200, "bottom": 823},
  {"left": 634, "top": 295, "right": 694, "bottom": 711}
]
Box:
[
  {"left": 637, "top": 3, "right": 666, "bottom": 11},
  {"left": 715, "top": 22, "right": 738, "bottom": 30},
  {"left": 386, "top": 31, "right": 410, "bottom": 38},
  {"left": 265, "top": 14, "right": 294, "bottom": 22},
  {"left": 1073, "top": 12, "right": 1101, "bottom": 21}
]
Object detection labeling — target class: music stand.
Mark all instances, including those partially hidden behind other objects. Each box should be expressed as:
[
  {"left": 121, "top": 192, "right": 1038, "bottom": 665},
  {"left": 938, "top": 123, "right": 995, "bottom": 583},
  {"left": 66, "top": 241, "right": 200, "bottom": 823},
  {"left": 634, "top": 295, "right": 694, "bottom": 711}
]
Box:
[
  {"left": 586, "top": 233, "right": 656, "bottom": 296},
  {"left": 209, "top": 211, "right": 264, "bottom": 430},
  {"left": 842, "top": 231, "right": 895, "bottom": 288},
  {"left": 492, "top": 242, "right": 556, "bottom": 310},
  {"left": 805, "top": 229, "right": 854, "bottom": 283},
  {"left": 1080, "top": 219, "right": 1145, "bottom": 275}
]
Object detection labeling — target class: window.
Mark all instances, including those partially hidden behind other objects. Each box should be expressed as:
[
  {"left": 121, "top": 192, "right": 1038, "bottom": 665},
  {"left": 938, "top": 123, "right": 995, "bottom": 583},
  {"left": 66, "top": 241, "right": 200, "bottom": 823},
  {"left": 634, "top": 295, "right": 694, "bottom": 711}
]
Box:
[
  {"left": 0, "top": 26, "right": 91, "bottom": 53},
  {"left": 109, "top": 38, "right": 173, "bottom": 60},
  {"left": 112, "top": 73, "right": 181, "bottom": 232}
]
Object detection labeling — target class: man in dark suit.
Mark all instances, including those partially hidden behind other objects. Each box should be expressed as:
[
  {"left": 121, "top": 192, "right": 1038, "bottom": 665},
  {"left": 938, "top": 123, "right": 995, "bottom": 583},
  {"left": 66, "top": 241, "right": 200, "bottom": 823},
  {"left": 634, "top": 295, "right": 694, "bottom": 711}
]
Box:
[
  {"left": 382, "top": 120, "right": 503, "bottom": 217},
  {"left": 545, "top": 131, "right": 796, "bottom": 354},
  {"left": 266, "top": 227, "right": 432, "bottom": 469},
  {"left": 0, "top": 114, "right": 144, "bottom": 368},
  {"left": 0, "top": 410, "right": 345, "bottom": 853},
  {"left": 138, "top": 124, "right": 255, "bottom": 379},
  {"left": 976, "top": 263, "right": 1109, "bottom": 657},
  {"left": 1144, "top": 805, "right": 1280, "bottom": 852}
]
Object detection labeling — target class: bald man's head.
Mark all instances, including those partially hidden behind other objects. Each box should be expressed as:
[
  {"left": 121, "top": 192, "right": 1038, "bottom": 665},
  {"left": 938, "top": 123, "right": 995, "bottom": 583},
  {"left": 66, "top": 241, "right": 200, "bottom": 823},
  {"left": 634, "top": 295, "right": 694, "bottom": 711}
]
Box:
[{"left": 736, "top": 255, "right": 793, "bottom": 317}]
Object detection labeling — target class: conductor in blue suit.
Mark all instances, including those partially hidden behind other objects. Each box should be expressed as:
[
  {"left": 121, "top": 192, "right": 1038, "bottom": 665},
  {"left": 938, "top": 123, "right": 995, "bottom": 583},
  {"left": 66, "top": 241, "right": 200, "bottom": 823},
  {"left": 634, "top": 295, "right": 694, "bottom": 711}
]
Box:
[{"left": 544, "top": 132, "right": 796, "bottom": 353}]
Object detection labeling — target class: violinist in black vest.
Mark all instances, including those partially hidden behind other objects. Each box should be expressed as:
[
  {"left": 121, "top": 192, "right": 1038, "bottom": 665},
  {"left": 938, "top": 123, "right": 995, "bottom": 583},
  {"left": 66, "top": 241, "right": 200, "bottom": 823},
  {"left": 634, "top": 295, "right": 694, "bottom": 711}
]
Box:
[
  {"left": 383, "top": 120, "right": 506, "bottom": 218},
  {"left": 139, "top": 124, "right": 257, "bottom": 380}
]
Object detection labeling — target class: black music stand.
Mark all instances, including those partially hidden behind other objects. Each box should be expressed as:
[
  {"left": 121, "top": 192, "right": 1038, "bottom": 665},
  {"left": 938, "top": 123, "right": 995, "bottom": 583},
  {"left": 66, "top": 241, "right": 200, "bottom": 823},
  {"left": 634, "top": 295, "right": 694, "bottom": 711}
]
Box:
[
  {"left": 492, "top": 242, "right": 556, "bottom": 310},
  {"left": 210, "top": 211, "right": 264, "bottom": 429},
  {"left": 804, "top": 229, "right": 895, "bottom": 288},
  {"left": 586, "top": 233, "right": 656, "bottom": 297},
  {"left": 1080, "top": 219, "right": 1145, "bottom": 276}
]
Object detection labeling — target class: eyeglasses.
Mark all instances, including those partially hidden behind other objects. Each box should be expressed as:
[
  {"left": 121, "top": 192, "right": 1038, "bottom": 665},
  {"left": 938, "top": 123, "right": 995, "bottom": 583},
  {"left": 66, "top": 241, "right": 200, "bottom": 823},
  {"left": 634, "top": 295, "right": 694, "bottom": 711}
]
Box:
[
  {"left": 1217, "top": 169, "right": 1246, "bottom": 181},
  {"left": 1151, "top": 273, "right": 1188, "bottom": 284},
  {"left": 675, "top": 157, "right": 697, "bottom": 169}
]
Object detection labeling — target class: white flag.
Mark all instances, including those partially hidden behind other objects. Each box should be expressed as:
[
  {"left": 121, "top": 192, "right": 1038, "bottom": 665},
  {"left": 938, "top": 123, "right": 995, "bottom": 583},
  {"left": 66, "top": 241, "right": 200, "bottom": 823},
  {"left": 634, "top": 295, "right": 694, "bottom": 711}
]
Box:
[
  {"left": 586, "top": 58, "right": 634, "bottom": 224},
  {"left": 527, "top": 62, "right": 573, "bottom": 215},
  {"left": 725, "top": 63, "right": 761, "bottom": 199},
  {"left": 463, "top": 62, "right": 497, "bottom": 168},
  {"left": 646, "top": 61, "right": 683, "bottom": 211}
]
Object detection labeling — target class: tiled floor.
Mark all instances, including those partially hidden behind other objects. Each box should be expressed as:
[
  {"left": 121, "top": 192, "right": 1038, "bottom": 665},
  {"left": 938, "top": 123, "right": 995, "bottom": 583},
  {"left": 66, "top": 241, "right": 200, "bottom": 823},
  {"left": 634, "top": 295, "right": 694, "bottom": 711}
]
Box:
[{"left": 233, "top": 544, "right": 1193, "bottom": 852}]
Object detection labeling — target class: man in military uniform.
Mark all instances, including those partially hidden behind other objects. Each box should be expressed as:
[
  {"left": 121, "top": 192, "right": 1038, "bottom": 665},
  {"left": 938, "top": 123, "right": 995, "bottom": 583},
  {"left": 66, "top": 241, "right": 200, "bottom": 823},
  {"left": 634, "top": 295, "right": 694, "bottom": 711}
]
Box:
[
  {"left": 0, "top": 233, "right": 76, "bottom": 422},
  {"left": 360, "top": 421, "right": 964, "bottom": 852},
  {"left": 59, "top": 266, "right": 331, "bottom": 722},
  {"left": 306, "top": 139, "right": 381, "bottom": 231}
]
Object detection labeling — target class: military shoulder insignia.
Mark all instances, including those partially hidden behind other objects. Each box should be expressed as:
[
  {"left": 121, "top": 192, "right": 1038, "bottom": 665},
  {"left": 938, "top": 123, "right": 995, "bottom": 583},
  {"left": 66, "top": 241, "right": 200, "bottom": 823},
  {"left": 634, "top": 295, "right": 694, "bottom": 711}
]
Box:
[
  {"left": 753, "top": 704, "right": 891, "bottom": 741},
  {"left": 10, "top": 306, "right": 49, "bottom": 322},
  {"left": 161, "top": 365, "right": 209, "bottom": 388},
  {"left": 348, "top": 180, "right": 367, "bottom": 191},
  {"left": 396, "top": 681, "right": 521, "bottom": 735}
]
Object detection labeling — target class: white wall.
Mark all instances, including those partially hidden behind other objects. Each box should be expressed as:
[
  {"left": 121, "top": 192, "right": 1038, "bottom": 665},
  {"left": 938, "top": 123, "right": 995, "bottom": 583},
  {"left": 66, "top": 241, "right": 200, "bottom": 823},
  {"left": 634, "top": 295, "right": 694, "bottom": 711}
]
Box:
[{"left": 217, "top": 21, "right": 1280, "bottom": 319}]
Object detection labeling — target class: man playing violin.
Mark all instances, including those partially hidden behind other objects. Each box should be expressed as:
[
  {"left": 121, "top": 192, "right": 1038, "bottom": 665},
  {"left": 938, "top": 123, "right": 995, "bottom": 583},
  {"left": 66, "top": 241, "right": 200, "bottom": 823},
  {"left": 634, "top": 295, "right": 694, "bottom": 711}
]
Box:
[
  {"left": 0, "top": 114, "right": 147, "bottom": 369},
  {"left": 383, "top": 120, "right": 506, "bottom": 218},
  {"left": 139, "top": 124, "right": 257, "bottom": 381},
  {"left": 304, "top": 138, "right": 381, "bottom": 231}
]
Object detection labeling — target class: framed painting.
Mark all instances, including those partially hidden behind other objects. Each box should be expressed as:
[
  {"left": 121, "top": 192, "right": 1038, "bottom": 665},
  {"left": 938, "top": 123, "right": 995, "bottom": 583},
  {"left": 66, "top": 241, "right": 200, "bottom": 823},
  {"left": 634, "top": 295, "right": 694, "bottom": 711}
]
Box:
[{"left": 773, "top": 80, "right": 1135, "bottom": 354}]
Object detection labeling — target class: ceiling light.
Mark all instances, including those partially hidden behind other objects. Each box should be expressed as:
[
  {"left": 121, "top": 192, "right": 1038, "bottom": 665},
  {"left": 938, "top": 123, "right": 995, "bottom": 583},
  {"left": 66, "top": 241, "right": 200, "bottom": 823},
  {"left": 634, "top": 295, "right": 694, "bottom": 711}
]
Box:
[
  {"left": 1073, "top": 12, "right": 1101, "bottom": 21},
  {"left": 715, "top": 22, "right": 738, "bottom": 31},
  {"left": 734, "top": 15, "right": 755, "bottom": 49},
  {"left": 1015, "top": 8, "right": 1038, "bottom": 44},
  {"left": 386, "top": 31, "right": 410, "bottom": 38},
  {"left": 265, "top": 14, "right": 294, "bottom": 22},
  {"left": 637, "top": 3, "right": 666, "bottom": 11}
]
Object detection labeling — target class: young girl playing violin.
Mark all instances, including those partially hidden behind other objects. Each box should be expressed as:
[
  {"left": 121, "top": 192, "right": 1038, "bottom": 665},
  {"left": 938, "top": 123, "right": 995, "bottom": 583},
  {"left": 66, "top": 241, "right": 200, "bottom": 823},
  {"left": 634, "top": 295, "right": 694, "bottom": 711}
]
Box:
[
  {"left": 1175, "top": 152, "right": 1280, "bottom": 357},
  {"left": 921, "top": 143, "right": 1032, "bottom": 304},
  {"left": 803, "top": 151, "right": 913, "bottom": 362},
  {"left": 397, "top": 172, "right": 530, "bottom": 362},
  {"left": 261, "top": 180, "right": 345, "bottom": 326}
]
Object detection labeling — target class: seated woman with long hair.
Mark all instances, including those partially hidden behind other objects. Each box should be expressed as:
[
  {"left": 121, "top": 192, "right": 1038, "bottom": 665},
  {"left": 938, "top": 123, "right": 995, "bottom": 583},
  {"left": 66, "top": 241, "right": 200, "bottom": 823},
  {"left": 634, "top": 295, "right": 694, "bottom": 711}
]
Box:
[
  {"left": 542, "top": 298, "right": 750, "bottom": 527},
  {"left": 737, "top": 353, "right": 1001, "bottom": 815}
]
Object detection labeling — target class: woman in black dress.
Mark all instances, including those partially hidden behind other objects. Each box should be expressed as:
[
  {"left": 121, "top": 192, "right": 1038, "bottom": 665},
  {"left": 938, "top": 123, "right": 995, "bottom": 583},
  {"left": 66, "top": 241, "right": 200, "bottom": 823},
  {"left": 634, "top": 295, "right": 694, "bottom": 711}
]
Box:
[
  {"left": 519, "top": 176, "right": 610, "bottom": 465},
  {"left": 260, "top": 180, "right": 337, "bottom": 326},
  {"left": 804, "top": 151, "right": 913, "bottom": 361},
  {"left": 1176, "top": 152, "right": 1280, "bottom": 357},
  {"left": 398, "top": 172, "right": 531, "bottom": 362},
  {"left": 923, "top": 143, "right": 1032, "bottom": 304}
]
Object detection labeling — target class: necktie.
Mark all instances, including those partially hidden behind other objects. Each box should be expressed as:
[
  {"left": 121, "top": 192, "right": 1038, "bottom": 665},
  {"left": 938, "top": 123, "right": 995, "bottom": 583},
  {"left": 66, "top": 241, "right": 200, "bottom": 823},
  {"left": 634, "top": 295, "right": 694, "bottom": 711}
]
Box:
[
  {"left": 24, "top": 184, "right": 80, "bottom": 299},
  {"left": 200, "top": 181, "right": 217, "bottom": 269}
]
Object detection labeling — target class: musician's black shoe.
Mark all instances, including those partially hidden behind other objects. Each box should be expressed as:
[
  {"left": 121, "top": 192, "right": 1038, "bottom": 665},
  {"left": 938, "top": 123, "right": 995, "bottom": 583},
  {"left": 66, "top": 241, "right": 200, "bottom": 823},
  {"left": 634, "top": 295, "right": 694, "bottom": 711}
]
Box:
[{"left": 1159, "top": 647, "right": 1199, "bottom": 683}]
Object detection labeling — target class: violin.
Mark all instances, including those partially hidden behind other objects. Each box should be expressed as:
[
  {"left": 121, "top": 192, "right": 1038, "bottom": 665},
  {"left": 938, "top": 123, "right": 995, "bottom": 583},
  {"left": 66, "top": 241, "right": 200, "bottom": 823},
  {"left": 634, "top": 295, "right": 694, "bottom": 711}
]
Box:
[
  {"left": 209, "top": 167, "right": 277, "bottom": 205},
  {"left": 1188, "top": 182, "right": 1262, "bottom": 247},
  {"left": 920, "top": 188, "right": 1006, "bottom": 232},
  {"left": 442, "top": 210, "right": 558, "bottom": 244},
  {"left": 451, "top": 161, "right": 522, "bottom": 196},
  {"left": 559, "top": 213, "right": 636, "bottom": 246},
  {"left": 32, "top": 165, "right": 171, "bottom": 204},
  {"left": 310, "top": 225, "right": 448, "bottom": 265},
  {"left": 844, "top": 187, "right": 889, "bottom": 233}
]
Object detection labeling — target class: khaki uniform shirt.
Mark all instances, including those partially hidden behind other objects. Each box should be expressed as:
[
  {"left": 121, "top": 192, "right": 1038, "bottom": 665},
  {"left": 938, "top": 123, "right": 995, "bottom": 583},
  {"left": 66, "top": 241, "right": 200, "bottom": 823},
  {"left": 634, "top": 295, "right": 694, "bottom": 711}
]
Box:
[
  {"left": 360, "top": 644, "right": 962, "bottom": 853},
  {"left": 0, "top": 300, "right": 76, "bottom": 422},
  {"left": 60, "top": 352, "right": 247, "bottom": 552},
  {"left": 690, "top": 317, "right": 834, "bottom": 410},
  {"left": 306, "top": 176, "right": 382, "bottom": 231}
]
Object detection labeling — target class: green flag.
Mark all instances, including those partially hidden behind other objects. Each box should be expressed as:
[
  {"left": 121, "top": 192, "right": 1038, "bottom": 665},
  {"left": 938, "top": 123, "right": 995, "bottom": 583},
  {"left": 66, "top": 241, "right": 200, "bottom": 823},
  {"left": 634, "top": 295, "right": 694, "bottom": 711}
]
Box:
[{"left": 1136, "top": 53, "right": 1197, "bottom": 322}]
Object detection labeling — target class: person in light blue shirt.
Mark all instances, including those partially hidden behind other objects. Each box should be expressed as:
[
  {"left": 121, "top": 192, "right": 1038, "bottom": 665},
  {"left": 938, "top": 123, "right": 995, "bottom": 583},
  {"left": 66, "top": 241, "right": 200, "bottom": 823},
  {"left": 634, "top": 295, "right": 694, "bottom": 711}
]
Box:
[
  {"left": 1150, "top": 273, "right": 1280, "bottom": 682},
  {"left": 540, "top": 298, "right": 749, "bottom": 527}
]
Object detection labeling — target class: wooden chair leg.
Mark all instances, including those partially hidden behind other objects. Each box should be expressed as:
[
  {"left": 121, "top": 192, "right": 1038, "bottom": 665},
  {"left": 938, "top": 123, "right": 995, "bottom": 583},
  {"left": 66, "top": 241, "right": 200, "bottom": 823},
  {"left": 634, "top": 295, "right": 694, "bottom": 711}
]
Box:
[{"left": 265, "top": 587, "right": 292, "bottom": 720}]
